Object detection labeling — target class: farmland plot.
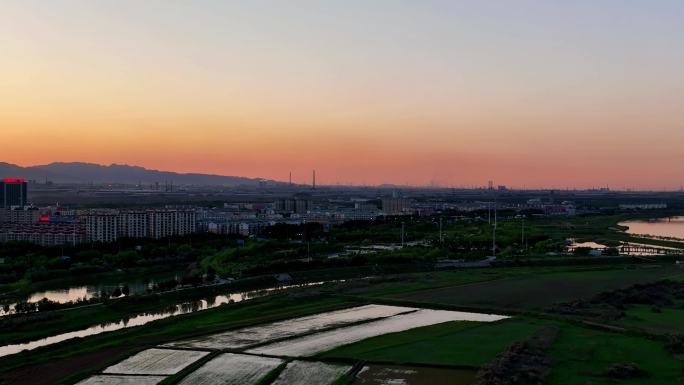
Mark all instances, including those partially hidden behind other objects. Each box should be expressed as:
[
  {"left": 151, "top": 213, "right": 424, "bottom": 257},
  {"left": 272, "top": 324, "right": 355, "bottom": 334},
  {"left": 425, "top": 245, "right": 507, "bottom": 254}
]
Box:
[
  {"left": 177, "top": 353, "right": 283, "bottom": 385},
  {"left": 354, "top": 365, "right": 476, "bottom": 385},
  {"left": 75, "top": 375, "right": 167, "bottom": 385},
  {"left": 165, "top": 305, "right": 416, "bottom": 350},
  {"left": 103, "top": 348, "right": 210, "bottom": 375},
  {"left": 271, "top": 361, "right": 351, "bottom": 385},
  {"left": 248, "top": 309, "right": 508, "bottom": 357}
]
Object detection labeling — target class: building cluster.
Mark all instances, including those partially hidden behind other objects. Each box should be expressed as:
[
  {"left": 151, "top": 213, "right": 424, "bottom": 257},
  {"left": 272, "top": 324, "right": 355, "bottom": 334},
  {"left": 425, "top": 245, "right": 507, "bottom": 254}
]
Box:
[
  {"left": 619, "top": 203, "right": 668, "bottom": 210},
  {"left": 525, "top": 199, "right": 577, "bottom": 216},
  {"left": 0, "top": 206, "right": 197, "bottom": 246},
  {"left": 0, "top": 192, "right": 414, "bottom": 247},
  {"left": 85, "top": 208, "right": 197, "bottom": 243},
  {"left": 1, "top": 179, "right": 197, "bottom": 246},
  {"left": 0, "top": 178, "right": 429, "bottom": 247},
  {"left": 2, "top": 175, "right": 598, "bottom": 248}
]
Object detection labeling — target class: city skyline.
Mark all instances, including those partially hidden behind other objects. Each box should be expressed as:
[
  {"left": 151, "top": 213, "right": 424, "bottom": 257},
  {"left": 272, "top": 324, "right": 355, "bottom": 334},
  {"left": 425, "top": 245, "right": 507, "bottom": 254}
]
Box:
[{"left": 2, "top": 1, "right": 684, "bottom": 189}]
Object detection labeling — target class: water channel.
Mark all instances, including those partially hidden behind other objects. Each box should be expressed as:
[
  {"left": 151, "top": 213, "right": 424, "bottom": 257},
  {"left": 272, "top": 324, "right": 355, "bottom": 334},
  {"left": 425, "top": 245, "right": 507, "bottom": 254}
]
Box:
[{"left": 0, "top": 281, "right": 330, "bottom": 357}]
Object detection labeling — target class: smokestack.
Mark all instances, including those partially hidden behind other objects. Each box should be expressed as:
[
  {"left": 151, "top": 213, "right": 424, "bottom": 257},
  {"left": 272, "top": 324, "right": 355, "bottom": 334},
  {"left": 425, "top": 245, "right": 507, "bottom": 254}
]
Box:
[
  {"left": 312, "top": 170, "right": 316, "bottom": 190},
  {"left": 289, "top": 171, "right": 292, "bottom": 186}
]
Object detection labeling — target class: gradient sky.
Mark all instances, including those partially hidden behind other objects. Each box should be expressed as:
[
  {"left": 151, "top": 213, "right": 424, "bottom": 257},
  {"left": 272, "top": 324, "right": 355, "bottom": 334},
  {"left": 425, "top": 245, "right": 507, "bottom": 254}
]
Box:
[{"left": 2, "top": 1, "right": 684, "bottom": 189}]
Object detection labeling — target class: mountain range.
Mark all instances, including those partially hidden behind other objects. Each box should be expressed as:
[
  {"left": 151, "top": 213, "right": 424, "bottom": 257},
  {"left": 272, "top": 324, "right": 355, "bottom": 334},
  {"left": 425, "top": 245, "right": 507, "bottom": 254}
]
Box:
[{"left": 0, "top": 162, "right": 273, "bottom": 186}]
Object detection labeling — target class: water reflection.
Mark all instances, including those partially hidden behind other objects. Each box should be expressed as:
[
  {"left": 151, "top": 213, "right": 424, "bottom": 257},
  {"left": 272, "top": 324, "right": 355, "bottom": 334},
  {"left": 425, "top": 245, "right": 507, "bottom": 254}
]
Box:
[
  {"left": 0, "top": 281, "right": 329, "bottom": 357},
  {"left": 1, "top": 275, "right": 180, "bottom": 316},
  {"left": 567, "top": 238, "right": 683, "bottom": 256},
  {"left": 619, "top": 216, "right": 684, "bottom": 240},
  {"left": 27, "top": 287, "right": 92, "bottom": 304}
]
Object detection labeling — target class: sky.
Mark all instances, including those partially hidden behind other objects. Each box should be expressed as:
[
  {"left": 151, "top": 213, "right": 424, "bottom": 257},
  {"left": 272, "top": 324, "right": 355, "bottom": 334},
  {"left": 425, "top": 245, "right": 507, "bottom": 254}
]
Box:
[{"left": 1, "top": 1, "right": 683, "bottom": 189}]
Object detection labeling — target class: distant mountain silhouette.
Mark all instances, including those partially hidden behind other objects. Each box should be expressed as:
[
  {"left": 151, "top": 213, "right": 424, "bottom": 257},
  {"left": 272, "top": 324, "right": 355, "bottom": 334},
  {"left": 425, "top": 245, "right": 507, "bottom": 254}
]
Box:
[{"left": 0, "top": 162, "right": 274, "bottom": 186}]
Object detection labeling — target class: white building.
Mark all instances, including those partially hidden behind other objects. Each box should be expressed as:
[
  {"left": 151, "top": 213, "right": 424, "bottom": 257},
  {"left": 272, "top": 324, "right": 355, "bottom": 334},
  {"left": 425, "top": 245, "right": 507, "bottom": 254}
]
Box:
[
  {"left": 85, "top": 210, "right": 119, "bottom": 243},
  {"left": 85, "top": 208, "right": 197, "bottom": 242},
  {"left": 119, "top": 210, "right": 149, "bottom": 238}
]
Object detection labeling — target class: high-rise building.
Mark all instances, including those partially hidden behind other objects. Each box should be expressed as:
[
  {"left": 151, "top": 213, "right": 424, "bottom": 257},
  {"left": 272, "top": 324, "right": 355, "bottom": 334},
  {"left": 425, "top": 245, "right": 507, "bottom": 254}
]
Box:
[
  {"left": 148, "top": 209, "right": 196, "bottom": 239},
  {"left": 274, "top": 199, "right": 311, "bottom": 214},
  {"left": 0, "top": 206, "right": 41, "bottom": 224},
  {"left": 85, "top": 208, "right": 197, "bottom": 242},
  {"left": 0, "top": 178, "right": 28, "bottom": 208},
  {"left": 85, "top": 210, "right": 119, "bottom": 243},
  {"left": 381, "top": 197, "right": 409, "bottom": 215},
  {"left": 119, "top": 210, "right": 149, "bottom": 238},
  {"left": 0, "top": 222, "right": 85, "bottom": 246}
]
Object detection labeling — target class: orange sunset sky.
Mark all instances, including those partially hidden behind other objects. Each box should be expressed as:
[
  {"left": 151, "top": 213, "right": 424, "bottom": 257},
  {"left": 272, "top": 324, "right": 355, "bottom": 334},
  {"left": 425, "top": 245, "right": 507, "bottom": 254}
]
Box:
[{"left": 2, "top": 1, "right": 684, "bottom": 189}]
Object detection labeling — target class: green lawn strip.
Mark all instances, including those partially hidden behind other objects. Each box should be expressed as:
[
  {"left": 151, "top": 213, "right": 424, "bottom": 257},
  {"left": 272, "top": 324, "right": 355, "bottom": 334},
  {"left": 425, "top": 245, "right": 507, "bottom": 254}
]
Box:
[
  {"left": 383, "top": 266, "right": 679, "bottom": 311},
  {"left": 357, "top": 265, "right": 645, "bottom": 299},
  {"left": 618, "top": 305, "right": 684, "bottom": 335},
  {"left": 0, "top": 295, "right": 351, "bottom": 383},
  {"left": 548, "top": 322, "right": 684, "bottom": 385},
  {"left": 318, "top": 314, "right": 684, "bottom": 385},
  {"left": 318, "top": 318, "right": 544, "bottom": 368},
  {"left": 357, "top": 271, "right": 509, "bottom": 298}
]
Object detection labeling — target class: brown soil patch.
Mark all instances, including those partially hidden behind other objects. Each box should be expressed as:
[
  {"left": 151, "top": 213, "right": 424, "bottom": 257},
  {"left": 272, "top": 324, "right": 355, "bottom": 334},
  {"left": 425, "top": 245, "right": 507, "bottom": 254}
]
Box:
[{"left": 0, "top": 346, "right": 132, "bottom": 385}]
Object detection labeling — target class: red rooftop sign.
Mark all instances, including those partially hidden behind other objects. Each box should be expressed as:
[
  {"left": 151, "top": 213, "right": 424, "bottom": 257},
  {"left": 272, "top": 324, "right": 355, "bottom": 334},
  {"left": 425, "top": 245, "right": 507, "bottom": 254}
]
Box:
[{"left": 2, "top": 178, "right": 25, "bottom": 183}]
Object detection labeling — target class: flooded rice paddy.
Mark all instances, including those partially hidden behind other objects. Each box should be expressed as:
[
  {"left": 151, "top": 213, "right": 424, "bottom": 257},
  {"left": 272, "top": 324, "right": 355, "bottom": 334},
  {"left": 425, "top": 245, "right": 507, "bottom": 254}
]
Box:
[
  {"left": 248, "top": 309, "right": 508, "bottom": 357},
  {"left": 271, "top": 361, "right": 351, "bottom": 385},
  {"left": 75, "top": 375, "right": 166, "bottom": 385},
  {"left": 178, "top": 353, "right": 283, "bottom": 385},
  {"left": 75, "top": 305, "right": 503, "bottom": 385},
  {"left": 165, "top": 304, "right": 416, "bottom": 350},
  {"left": 103, "top": 348, "right": 209, "bottom": 375},
  {"left": 353, "top": 365, "right": 476, "bottom": 385}
]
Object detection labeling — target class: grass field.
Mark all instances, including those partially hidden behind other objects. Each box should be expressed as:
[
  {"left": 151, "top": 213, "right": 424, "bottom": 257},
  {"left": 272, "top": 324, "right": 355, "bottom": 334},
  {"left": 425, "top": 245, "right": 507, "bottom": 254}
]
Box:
[
  {"left": 618, "top": 305, "right": 684, "bottom": 335},
  {"left": 2, "top": 263, "right": 684, "bottom": 385},
  {"left": 384, "top": 266, "right": 684, "bottom": 311},
  {"left": 344, "top": 266, "right": 642, "bottom": 299},
  {"left": 319, "top": 318, "right": 542, "bottom": 367},
  {"left": 548, "top": 323, "right": 684, "bottom": 385},
  {"left": 320, "top": 316, "right": 684, "bottom": 385}
]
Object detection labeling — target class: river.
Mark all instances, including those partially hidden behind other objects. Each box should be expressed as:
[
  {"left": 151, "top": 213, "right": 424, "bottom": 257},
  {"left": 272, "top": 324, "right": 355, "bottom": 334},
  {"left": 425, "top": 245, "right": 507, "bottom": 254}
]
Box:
[
  {"left": 619, "top": 216, "right": 684, "bottom": 241},
  {"left": 0, "top": 280, "right": 332, "bottom": 357},
  {"left": 0, "top": 270, "right": 182, "bottom": 316}
]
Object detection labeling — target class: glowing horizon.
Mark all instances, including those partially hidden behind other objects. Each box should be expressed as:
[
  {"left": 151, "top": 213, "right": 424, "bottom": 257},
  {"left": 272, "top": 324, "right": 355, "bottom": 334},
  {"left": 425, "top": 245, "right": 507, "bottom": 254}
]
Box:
[{"left": 2, "top": 1, "right": 684, "bottom": 190}]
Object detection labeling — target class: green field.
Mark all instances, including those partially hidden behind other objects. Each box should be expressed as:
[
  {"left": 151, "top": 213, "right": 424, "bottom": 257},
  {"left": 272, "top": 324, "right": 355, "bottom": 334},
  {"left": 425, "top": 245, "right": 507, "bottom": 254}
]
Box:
[
  {"left": 383, "top": 266, "right": 684, "bottom": 311},
  {"left": 319, "top": 314, "right": 684, "bottom": 385},
  {"left": 320, "top": 318, "right": 543, "bottom": 367},
  {"left": 548, "top": 324, "right": 684, "bottom": 385},
  {"left": 619, "top": 305, "right": 684, "bottom": 335},
  {"left": 2, "top": 263, "right": 684, "bottom": 385}
]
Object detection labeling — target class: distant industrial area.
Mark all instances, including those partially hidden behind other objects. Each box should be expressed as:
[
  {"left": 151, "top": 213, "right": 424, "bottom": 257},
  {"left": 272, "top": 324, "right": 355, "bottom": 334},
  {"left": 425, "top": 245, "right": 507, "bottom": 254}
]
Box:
[{"left": 0, "top": 162, "right": 680, "bottom": 248}]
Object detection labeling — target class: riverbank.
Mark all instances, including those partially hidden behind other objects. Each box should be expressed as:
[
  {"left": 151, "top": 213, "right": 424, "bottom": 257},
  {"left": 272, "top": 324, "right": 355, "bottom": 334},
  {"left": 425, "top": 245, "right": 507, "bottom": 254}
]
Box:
[
  {"left": 0, "top": 264, "right": 186, "bottom": 303},
  {"left": 2, "top": 262, "right": 683, "bottom": 385}
]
